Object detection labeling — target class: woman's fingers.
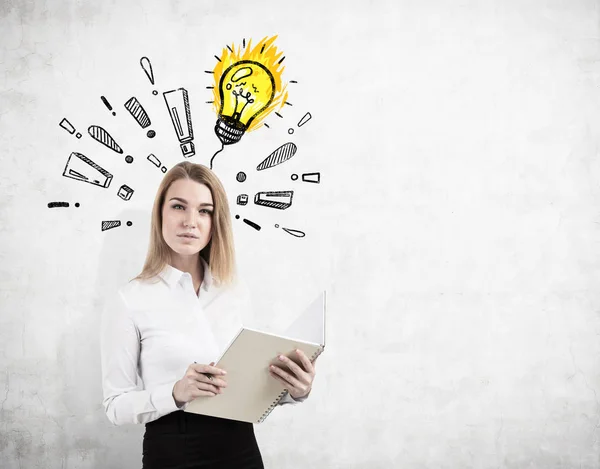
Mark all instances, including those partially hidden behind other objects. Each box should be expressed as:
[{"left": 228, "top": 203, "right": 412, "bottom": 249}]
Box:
[
  {"left": 192, "top": 374, "right": 227, "bottom": 389},
  {"left": 270, "top": 363, "right": 303, "bottom": 389},
  {"left": 191, "top": 363, "right": 227, "bottom": 376},
  {"left": 188, "top": 363, "right": 227, "bottom": 395},
  {"left": 276, "top": 353, "right": 312, "bottom": 381},
  {"left": 295, "top": 349, "right": 315, "bottom": 374},
  {"left": 269, "top": 350, "right": 317, "bottom": 399}
]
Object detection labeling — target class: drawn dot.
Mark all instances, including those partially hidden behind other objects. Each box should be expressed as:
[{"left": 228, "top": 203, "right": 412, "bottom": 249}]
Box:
[
  {"left": 125, "top": 155, "right": 134, "bottom": 164},
  {"left": 147, "top": 130, "right": 156, "bottom": 138},
  {"left": 126, "top": 221, "right": 132, "bottom": 227},
  {"left": 75, "top": 203, "right": 80, "bottom": 208},
  {"left": 161, "top": 166, "right": 167, "bottom": 173},
  {"left": 76, "top": 133, "right": 82, "bottom": 139},
  {"left": 288, "top": 128, "right": 294, "bottom": 134},
  {"left": 112, "top": 112, "right": 116, "bottom": 116},
  {"left": 275, "top": 224, "right": 279, "bottom": 228},
  {"left": 235, "top": 215, "right": 240, "bottom": 219},
  {"left": 236, "top": 172, "right": 247, "bottom": 182},
  {"left": 152, "top": 90, "right": 158, "bottom": 96},
  {"left": 291, "top": 174, "right": 298, "bottom": 181},
  {"left": 226, "top": 84, "right": 232, "bottom": 90}
]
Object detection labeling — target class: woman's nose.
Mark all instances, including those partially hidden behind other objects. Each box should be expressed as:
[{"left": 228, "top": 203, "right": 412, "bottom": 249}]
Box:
[{"left": 184, "top": 212, "right": 196, "bottom": 227}]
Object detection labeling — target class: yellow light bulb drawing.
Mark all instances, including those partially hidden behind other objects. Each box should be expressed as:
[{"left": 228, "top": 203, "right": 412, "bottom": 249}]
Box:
[
  {"left": 216, "top": 61, "right": 275, "bottom": 145},
  {"left": 210, "top": 36, "right": 288, "bottom": 168}
]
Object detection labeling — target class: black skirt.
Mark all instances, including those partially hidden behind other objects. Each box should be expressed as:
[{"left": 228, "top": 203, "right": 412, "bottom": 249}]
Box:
[{"left": 142, "top": 410, "right": 264, "bottom": 469}]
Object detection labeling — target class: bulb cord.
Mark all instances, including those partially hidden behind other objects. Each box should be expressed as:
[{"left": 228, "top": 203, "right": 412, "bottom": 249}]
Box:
[{"left": 210, "top": 142, "right": 224, "bottom": 170}]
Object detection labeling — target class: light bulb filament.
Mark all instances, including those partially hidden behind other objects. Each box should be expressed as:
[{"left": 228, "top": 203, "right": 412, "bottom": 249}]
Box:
[{"left": 231, "top": 87, "right": 255, "bottom": 121}]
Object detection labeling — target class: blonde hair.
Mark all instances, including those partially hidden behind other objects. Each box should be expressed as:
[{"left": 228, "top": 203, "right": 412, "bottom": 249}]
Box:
[{"left": 134, "top": 161, "right": 235, "bottom": 285}]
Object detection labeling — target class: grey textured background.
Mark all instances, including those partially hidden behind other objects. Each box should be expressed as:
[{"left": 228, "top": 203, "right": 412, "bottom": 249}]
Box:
[{"left": 2, "top": 0, "right": 600, "bottom": 467}]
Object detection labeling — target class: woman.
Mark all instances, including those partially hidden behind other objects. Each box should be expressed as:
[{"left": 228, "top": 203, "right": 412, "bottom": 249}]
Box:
[{"left": 100, "top": 161, "right": 317, "bottom": 468}]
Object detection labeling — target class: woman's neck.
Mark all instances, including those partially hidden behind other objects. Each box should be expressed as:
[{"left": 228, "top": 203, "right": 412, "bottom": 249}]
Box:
[{"left": 169, "top": 254, "right": 204, "bottom": 292}]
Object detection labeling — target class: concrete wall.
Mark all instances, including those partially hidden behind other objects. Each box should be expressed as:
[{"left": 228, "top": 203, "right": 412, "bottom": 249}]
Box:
[{"left": 1, "top": 0, "right": 600, "bottom": 467}]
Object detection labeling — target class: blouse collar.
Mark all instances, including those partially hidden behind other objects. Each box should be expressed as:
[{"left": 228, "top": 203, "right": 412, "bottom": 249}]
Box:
[{"left": 158, "top": 257, "right": 214, "bottom": 292}]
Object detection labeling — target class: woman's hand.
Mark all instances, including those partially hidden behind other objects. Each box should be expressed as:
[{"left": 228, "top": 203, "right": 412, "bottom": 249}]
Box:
[
  {"left": 269, "top": 349, "right": 317, "bottom": 400},
  {"left": 172, "top": 362, "right": 227, "bottom": 406}
]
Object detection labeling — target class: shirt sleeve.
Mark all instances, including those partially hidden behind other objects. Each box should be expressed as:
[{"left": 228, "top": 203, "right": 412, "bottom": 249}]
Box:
[
  {"left": 277, "top": 390, "right": 310, "bottom": 406},
  {"left": 100, "top": 290, "right": 181, "bottom": 425}
]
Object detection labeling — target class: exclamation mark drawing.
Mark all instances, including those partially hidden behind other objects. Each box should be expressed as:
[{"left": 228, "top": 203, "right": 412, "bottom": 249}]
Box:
[
  {"left": 164, "top": 88, "right": 195, "bottom": 158},
  {"left": 59, "top": 118, "right": 82, "bottom": 138},
  {"left": 288, "top": 112, "right": 312, "bottom": 135},
  {"left": 124, "top": 97, "right": 156, "bottom": 138},
  {"left": 101, "top": 96, "right": 116, "bottom": 116},
  {"left": 140, "top": 57, "right": 158, "bottom": 96}
]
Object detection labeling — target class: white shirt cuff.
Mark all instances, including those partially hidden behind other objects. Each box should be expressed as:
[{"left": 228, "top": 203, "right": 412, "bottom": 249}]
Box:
[
  {"left": 278, "top": 390, "right": 309, "bottom": 405},
  {"left": 150, "top": 382, "right": 181, "bottom": 415}
]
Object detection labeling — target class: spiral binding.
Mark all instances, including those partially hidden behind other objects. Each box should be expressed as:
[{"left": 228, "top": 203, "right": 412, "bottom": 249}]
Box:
[{"left": 257, "top": 346, "right": 325, "bottom": 423}]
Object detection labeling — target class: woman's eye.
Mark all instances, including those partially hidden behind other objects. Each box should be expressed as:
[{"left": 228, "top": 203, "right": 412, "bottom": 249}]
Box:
[
  {"left": 173, "top": 204, "right": 184, "bottom": 210},
  {"left": 199, "top": 209, "right": 213, "bottom": 215}
]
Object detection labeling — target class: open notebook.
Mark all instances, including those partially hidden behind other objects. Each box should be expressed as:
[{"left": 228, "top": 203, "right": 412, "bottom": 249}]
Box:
[{"left": 184, "top": 291, "right": 326, "bottom": 423}]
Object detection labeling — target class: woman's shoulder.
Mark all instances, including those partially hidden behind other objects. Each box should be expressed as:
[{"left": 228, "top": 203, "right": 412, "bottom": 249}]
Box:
[{"left": 115, "top": 276, "right": 167, "bottom": 311}]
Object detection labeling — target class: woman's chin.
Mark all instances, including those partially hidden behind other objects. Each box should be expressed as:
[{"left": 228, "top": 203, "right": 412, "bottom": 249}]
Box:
[{"left": 170, "top": 246, "right": 202, "bottom": 257}]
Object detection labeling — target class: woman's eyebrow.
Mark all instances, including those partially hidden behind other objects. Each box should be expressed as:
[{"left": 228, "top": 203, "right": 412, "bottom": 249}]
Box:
[{"left": 169, "top": 197, "right": 213, "bottom": 207}]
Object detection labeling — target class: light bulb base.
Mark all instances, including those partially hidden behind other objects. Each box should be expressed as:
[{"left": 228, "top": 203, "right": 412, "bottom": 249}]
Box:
[{"left": 215, "top": 117, "right": 246, "bottom": 145}]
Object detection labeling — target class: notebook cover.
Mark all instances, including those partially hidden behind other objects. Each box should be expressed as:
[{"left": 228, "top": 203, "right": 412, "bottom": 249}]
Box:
[{"left": 184, "top": 328, "right": 323, "bottom": 423}]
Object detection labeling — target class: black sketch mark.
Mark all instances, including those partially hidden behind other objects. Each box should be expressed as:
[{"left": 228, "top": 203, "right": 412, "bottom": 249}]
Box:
[
  {"left": 243, "top": 218, "right": 261, "bottom": 231},
  {"left": 140, "top": 57, "right": 159, "bottom": 96},
  {"left": 117, "top": 184, "right": 134, "bottom": 201},
  {"left": 147, "top": 153, "right": 167, "bottom": 173},
  {"left": 237, "top": 194, "right": 248, "bottom": 205},
  {"left": 236, "top": 172, "right": 247, "bottom": 182},
  {"left": 282, "top": 227, "right": 305, "bottom": 238},
  {"left": 147, "top": 130, "right": 156, "bottom": 138},
  {"left": 291, "top": 174, "right": 298, "bottom": 180},
  {"left": 63, "top": 152, "right": 113, "bottom": 188},
  {"left": 140, "top": 57, "right": 155, "bottom": 85},
  {"left": 147, "top": 153, "right": 160, "bottom": 167},
  {"left": 47, "top": 202, "right": 79, "bottom": 208},
  {"left": 164, "top": 88, "right": 195, "bottom": 158},
  {"left": 125, "top": 155, "right": 134, "bottom": 164},
  {"left": 256, "top": 143, "right": 297, "bottom": 171},
  {"left": 88, "top": 125, "right": 123, "bottom": 154},
  {"left": 59, "top": 118, "right": 82, "bottom": 138},
  {"left": 254, "top": 191, "right": 294, "bottom": 210},
  {"left": 102, "top": 220, "right": 121, "bottom": 231},
  {"left": 302, "top": 172, "right": 320, "bottom": 183},
  {"left": 288, "top": 111, "right": 313, "bottom": 134},
  {"left": 124, "top": 97, "right": 152, "bottom": 128},
  {"left": 101, "top": 96, "right": 116, "bottom": 116},
  {"left": 127, "top": 221, "right": 133, "bottom": 226},
  {"left": 298, "top": 112, "right": 312, "bottom": 127}
]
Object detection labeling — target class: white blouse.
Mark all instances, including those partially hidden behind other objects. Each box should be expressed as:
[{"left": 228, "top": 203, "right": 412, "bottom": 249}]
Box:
[{"left": 100, "top": 259, "right": 301, "bottom": 426}]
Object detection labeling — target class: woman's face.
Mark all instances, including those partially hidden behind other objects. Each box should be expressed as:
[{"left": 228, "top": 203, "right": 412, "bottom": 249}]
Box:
[{"left": 161, "top": 178, "right": 214, "bottom": 259}]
